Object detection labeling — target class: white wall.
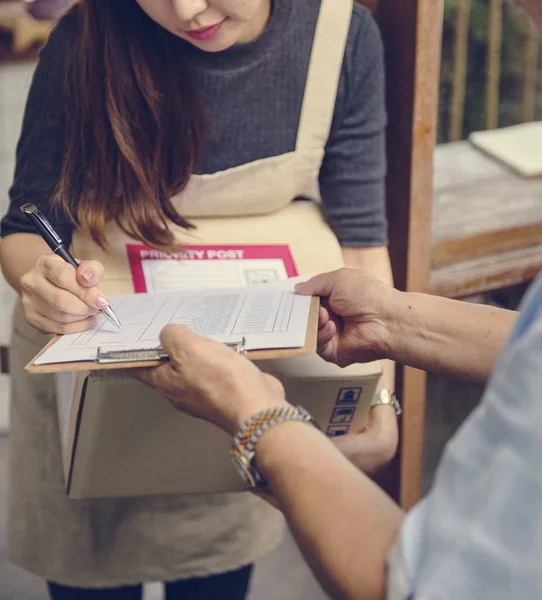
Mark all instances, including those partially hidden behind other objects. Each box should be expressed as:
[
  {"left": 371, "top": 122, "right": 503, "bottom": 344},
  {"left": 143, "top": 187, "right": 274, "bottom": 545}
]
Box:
[{"left": 0, "top": 60, "right": 37, "bottom": 432}]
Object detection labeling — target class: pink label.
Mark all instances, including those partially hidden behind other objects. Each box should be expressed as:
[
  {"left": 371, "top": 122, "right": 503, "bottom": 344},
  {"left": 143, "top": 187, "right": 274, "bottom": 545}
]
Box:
[{"left": 127, "top": 244, "right": 299, "bottom": 293}]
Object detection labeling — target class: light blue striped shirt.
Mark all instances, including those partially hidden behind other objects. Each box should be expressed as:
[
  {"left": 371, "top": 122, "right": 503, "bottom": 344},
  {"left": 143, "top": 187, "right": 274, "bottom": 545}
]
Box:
[{"left": 388, "top": 275, "right": 542, "bottom": 600}]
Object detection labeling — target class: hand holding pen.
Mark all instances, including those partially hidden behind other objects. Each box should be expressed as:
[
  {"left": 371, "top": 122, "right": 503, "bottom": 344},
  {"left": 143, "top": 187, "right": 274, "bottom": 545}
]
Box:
[{"left": 18, "top": 204, "right": 122, "bottom": 335}]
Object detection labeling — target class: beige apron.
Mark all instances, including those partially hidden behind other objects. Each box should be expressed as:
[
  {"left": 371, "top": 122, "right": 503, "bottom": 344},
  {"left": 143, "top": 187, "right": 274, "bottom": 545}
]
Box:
[{"left": 7, "top": 0, "right": 353, "bottom": 587}]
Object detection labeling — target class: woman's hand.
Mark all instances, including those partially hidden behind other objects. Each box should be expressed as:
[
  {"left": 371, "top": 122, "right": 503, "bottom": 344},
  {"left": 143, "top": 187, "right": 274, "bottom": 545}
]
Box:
[
  {"left": 296, "top": 268, "right": 398, "bottom": 367},
  {"left": 331, "top": 406, "right": 399, "bottom": 475},
  {"left": 136, "top": 325, "right": 288, "bottom": 436},
  {"left": 19, "top": 254, "right": 108, "bottom": 334}
]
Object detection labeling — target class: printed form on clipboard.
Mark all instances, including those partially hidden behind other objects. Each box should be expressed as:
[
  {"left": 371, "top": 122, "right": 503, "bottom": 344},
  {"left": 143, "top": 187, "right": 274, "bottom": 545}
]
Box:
[
  {"left": 28, "top": 278, "right": 317, "bottom": 371},
  {"left": 127, "top": 244, "right": 299, "bottom": 293}
]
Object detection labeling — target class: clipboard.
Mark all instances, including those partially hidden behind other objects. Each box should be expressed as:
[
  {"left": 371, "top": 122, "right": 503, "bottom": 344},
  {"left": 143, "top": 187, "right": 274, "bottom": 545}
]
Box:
[{"left": 25, "top": 297, "right": 320, "bottom": 374}]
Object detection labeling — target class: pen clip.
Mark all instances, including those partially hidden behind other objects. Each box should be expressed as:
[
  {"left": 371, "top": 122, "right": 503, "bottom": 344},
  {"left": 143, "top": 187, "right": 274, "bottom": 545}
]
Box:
[{"left": 20, "top": 203, "right": 63, "bottom": 245}]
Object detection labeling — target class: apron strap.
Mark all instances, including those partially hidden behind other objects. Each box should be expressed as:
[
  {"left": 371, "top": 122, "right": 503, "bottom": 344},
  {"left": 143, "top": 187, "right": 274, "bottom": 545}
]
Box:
[{"left": 296, "top": 0, "right": 354, "bottom": 152}]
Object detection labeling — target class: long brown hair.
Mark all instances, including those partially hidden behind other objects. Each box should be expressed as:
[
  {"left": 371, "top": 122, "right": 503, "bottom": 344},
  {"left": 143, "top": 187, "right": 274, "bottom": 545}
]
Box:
[{"left": 54, "top": 0, "right": 205, "bottom": 248}]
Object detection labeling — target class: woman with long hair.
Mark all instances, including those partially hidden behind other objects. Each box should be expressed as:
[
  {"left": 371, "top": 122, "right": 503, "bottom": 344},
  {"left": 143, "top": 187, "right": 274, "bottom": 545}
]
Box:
[{"left": 0, "top": 1, "right": 397, "bottom": 598}]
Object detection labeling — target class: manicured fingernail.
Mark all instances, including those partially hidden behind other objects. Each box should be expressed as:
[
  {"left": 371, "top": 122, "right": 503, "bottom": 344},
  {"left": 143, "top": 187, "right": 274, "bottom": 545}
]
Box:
[
  {"left": 82, "top": 271, "right": 94, "bottom": 283},
  {"left": 96, "top": 296, "right": 108, "bottom": 309}
]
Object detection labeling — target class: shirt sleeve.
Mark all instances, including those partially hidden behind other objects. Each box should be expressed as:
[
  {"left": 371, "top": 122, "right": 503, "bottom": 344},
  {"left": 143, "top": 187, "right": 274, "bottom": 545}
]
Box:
[
  {"left": 1, "top": 15, "right": 75, "bottom": 245},
  {"left": 387, "top": 542, "right": 415, "bottom": 600},
  {"left": 319, "top": 8, "right": 388, "bottom": 248},
  {"left": 386, "top": 501, "right": 427, "bottom": 600},
  {"left": 386, "top": 276, "right": 542, "bottom": 600}
]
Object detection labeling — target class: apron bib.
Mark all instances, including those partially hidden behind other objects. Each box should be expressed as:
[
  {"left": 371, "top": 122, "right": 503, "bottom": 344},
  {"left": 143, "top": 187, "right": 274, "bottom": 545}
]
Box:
[{"left": 7, "top": 0, "right": 353, "bottom": 586}]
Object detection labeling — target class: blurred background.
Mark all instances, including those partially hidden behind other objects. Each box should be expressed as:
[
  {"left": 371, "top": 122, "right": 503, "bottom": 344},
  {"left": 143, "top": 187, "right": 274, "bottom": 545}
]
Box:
[{"left": 439, "top": 0, "right": 542, "bottom": 142}]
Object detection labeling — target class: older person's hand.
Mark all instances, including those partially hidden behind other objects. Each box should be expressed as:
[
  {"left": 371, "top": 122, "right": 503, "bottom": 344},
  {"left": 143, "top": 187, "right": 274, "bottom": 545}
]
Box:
[
  {"left": 296, "top": 268, "right": 397, "bottom": 368},
  {"left": 136, "top": 325, "right": 288, "bottom": 436}
]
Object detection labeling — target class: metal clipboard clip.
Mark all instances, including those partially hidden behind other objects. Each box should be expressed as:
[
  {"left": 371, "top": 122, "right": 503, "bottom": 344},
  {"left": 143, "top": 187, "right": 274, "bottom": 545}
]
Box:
[
  {"left": 228, "top": 337, "right": 247, "bottom": 356},
  {"left": 97, "top": 338, "right": 247, "bottom": 365},
  {"left": 97, "top": 348, "right": 169, "bottom": 364}
]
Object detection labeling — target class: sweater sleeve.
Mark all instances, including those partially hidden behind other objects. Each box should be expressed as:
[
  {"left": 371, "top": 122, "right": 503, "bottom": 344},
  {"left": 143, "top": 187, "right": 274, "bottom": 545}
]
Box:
[
  {"left": 1, "top": 14, "right": 76, "bottom": 246},
  {"left": 319, "top": 7, "right": 388, "bottom": 248}
]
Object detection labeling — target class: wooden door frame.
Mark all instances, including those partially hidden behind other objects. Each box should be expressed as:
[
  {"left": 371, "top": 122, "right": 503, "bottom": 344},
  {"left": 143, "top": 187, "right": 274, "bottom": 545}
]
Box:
[{"left": 359, "top": 0, "right": 444, "bottom": 509}]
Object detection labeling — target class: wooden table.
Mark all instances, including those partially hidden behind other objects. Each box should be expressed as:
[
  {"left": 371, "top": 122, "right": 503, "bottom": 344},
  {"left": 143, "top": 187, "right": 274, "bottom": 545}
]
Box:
[{"left": 430, "top": 141, "right": 542, "bottom": 299}]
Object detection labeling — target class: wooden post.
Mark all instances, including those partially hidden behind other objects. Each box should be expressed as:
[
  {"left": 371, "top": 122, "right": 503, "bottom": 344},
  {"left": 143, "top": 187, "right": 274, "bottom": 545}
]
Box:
[{"left": 376, "top": 0, "right": 444, "bottom": 509}]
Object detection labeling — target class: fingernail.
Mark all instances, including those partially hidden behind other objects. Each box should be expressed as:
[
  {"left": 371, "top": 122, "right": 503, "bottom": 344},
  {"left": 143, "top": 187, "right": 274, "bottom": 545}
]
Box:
[
  {"left": 82, "top": 271, "right": 94, "bottom": 283},
  {"left": 96, "top": 296, "right": 108, "bottom": 309}
]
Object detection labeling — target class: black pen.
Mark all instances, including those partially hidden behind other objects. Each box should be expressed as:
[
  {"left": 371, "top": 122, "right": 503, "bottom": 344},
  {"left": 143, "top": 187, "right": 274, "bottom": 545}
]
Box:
[{"left": 20, "top": 203, "right": 122, "bottom": 330}]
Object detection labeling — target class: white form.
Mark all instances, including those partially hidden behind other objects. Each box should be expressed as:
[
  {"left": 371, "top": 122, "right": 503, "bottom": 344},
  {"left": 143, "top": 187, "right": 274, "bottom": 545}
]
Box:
[{"left": 35, "top": 282, "right": 312, "bottom": 366}]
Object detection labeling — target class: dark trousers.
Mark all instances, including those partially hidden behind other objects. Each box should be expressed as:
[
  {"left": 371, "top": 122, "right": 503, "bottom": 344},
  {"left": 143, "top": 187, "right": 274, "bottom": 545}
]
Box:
[{"left": 47, "top": 565, "right": 253, "bottom": 600}]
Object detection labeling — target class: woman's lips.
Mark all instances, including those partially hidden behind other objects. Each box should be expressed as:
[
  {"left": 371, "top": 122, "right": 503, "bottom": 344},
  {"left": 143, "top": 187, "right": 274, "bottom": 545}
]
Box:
[{"left": 185, "top": 20, "right": 225, "bottom": 41}]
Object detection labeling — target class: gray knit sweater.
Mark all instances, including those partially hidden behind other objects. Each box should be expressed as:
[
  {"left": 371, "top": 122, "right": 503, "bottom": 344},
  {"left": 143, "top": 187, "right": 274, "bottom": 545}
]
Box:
[{"left": 2, "top": 0, "right": 387, "bottom": 248}]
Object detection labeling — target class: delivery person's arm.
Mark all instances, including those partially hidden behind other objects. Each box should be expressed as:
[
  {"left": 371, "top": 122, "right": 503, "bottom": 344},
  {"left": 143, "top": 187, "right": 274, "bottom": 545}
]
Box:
[
  {"left": 138, "top": 326, "right": 405, "bottom": 600},
  {"left": 297, "top": 269, "right": 516, "bottom": 387}
]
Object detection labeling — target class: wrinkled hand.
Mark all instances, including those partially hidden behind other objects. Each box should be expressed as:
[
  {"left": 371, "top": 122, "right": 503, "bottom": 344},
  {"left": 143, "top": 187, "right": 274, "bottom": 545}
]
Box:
[
  {"left": 20, "top": 255, "right": 108, "bottom": 334},
  {"left": 296, "top": 269, "right": 395, "bottom": 367},
  {"left": 136, "top": 325, "right": 288, "bottom": 435},
  {"left": 331, "top": 405, "right": 399, "bottom": 475}
]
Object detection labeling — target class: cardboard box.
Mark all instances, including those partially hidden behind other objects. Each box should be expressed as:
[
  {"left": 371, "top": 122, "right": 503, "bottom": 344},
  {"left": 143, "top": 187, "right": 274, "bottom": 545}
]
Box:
[{"left": 56, "top": 355, "right": 381, "bottom": 499}]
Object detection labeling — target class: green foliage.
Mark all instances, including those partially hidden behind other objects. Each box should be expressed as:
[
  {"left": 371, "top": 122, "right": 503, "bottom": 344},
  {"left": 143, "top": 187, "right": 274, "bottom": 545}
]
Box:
[{"left": 439, "top": 0, "right": 540, "bottom": 142}]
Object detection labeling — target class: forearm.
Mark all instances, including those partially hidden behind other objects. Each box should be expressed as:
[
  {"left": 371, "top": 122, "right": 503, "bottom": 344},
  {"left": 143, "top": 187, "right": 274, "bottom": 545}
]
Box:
[
  {"left": 0, "top": 233, "right": 50, "bottom": 294},
  {"left": 388, "top": 291, "right": 517, "bottom": 386},
  {"left": 341, "top": 247, "right": 515, "bottom": 386},
  {"left": 256, "top": 421, "right": 404, "bottom": 600}
]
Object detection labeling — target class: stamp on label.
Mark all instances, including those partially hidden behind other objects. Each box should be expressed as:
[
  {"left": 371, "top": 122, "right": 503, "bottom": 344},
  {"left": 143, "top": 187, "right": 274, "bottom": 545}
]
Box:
[
  {"left": 335, "top": 387, "right": 362, "bottom": 406},
  {"left": 326, "top": 425, "right": 350, "bottom": 438},
  {"left": 330, "top": 406, "right": 355, "bottom": 425}
]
